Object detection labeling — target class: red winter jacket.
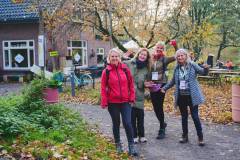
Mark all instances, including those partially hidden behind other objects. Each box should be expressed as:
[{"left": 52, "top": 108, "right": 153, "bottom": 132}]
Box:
[{"left": 101, "top": 63, "right": 135, "bottom": 108}]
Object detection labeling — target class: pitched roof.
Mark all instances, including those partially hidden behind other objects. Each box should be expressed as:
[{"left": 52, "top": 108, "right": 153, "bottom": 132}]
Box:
[{"left": 0, "top": 0, "right": 39, "bottom": 23}]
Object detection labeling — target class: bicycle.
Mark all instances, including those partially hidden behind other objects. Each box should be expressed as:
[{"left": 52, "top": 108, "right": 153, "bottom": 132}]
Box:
[{"left": 64, "top": 69, "right": 93, "bottom": 89}]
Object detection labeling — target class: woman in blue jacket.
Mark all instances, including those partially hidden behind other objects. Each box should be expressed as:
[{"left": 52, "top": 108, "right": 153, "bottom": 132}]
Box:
[{"left": 162, "top": 48, "right": 209, "bottom": 146}]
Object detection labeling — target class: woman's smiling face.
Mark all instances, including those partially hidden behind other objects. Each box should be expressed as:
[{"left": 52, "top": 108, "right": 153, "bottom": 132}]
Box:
[
  {"left": 109, "top": 51, "right": 120, "bottom": 65},
  {"left": 176, "top": 51, "right": 187, "bottom": 65},
  {"left": 138, "top": 50, "right": 148, "bottom": 62}
]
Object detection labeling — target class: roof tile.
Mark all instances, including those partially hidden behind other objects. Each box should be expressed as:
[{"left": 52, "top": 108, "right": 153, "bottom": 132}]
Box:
[{"left": 0, "top": 0, "right": 39, "bottom": 22}]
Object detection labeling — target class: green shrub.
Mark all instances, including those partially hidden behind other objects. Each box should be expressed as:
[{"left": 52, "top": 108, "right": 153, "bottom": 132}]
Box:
[
  {"left": 0, "top": 111, "right": 29, "bottom": 137},
  {"left": 0, "top": 96, "right": 28, "bottom": 137},
  {"left": 47, "top": 130, "right": 66, "bottom": 142},
  {"left": 0, "top": 79, "right": 128, "bottom": 159},
  {"left": 18, "top": 78, "right": 47, "bottom": 114},
  {"left": 0, "top": 95, "right": 23, "bottom": 110}
]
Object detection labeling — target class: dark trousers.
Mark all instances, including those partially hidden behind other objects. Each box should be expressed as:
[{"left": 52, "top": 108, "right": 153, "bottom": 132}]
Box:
[
  {"left": 177, "top": 95, "right": 203, "bottom": 138},
  {"left": 108, "top": 103, "right": 134, "bottom": 144},
  {"left": 131, "top": 107, "right": 145, "bottom": 138},
  {"left": 150, "top": 90, "right": 166, "bottom": 129}
]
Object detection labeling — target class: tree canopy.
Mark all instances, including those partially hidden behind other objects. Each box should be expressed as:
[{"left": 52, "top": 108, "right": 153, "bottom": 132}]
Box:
[{"left": 36, "top": 0, "right": 240, "bottom": 58}]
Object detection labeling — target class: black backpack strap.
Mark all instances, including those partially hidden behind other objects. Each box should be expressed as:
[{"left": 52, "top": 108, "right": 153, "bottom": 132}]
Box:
[
  {"left": 123, "top": 68, "right": 129, "bottom": 81},
  {"left": 105, "top": 68, "right": 110, "bottom": 86}
]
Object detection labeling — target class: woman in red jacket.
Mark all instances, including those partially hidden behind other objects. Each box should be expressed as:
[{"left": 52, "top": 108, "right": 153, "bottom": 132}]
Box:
[{"left": 101, "top": 48, "right": 138, "bottom": 156}]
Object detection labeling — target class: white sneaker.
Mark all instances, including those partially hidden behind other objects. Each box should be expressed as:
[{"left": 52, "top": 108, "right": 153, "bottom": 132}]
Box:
[
  {"left": 134, "top": 138, "right": 139, "bottom": 144},
  {"left": 139, "top": 137, "right": 147, "bottom": 143}
]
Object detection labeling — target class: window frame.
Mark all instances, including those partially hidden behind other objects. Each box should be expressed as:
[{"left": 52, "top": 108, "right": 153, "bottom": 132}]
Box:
[
  {"left": 2, "top": 40, "right": 35, "bottom": 70},
  {"left": 96, "top": 48, "right": 105, "bottom": 66},
  {"left": 67, "top": 40, "right": 88, "bottom": 67}
]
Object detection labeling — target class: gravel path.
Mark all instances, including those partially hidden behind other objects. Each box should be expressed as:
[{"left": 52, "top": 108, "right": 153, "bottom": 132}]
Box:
[
  {"left": 1, "top": 83, "right": 240, "bottom": 160},
  {"left": 66, "top": 103, "right": 240, "bottom": 160},
  {"left": 0, "top": 83, "right": 23, "bottom": 96}
]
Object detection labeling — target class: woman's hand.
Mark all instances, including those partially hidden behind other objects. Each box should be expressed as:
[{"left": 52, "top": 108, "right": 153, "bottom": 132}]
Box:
[
  {"left": 202, "top": 64, "right": 210, "bottom": 69},
  {"left": 160, "top": 88, "right": 166, "bottom": 93}
]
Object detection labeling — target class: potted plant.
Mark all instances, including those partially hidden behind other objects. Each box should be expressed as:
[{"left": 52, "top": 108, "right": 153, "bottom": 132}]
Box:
[
  {"left": 43, "top": 78, "right": 62, "bottom": 104},
  {"left": 231, "top": 76, "right": 240, "bottom": 122}
]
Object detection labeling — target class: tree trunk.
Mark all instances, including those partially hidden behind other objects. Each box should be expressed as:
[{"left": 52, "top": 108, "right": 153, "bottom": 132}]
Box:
[
  {"left": 216, "top": 44, "right": 224, "bottom": 61},
  {"left": 216, "top": 28, "right": 227, "bottom": 61},
  {"left": 193, "top": 42, "right": 202, "bottom": 59}
]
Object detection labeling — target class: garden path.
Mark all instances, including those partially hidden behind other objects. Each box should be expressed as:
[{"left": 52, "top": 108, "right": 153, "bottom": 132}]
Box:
[{"left": 67, "top": 103, "right": 240, "bottom": 160}]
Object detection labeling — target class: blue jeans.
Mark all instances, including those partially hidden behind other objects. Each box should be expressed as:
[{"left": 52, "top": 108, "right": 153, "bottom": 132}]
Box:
[
  {"left": 108, "top": 103, "right": 134, "bottom": 144},
  {"left": 177, "top": 95, "right": 203, "bottom": 138}
]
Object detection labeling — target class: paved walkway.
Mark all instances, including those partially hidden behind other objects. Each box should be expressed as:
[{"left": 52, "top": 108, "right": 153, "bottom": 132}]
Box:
[
  {"left": 66, "top": 103, "right": 240, "bottom": 160},
  {"left": 1, "top": 83, "right": 240, "bottom": 160},
  {"left": 0, "top": 83, "right": 23, "bottom": 96}
]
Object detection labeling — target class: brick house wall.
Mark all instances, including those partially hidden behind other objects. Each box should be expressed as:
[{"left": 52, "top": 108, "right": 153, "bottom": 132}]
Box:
[
  {"left": 47, "top": 28, "right": 111, "bottom": 70},
  {"left": 0, "top": 23, "right": 39, "bottom": 75},
  {"left": 0, "top": 0, "right": 111, "bottom": 80},
  {"left": 0, "top": 22, "right": 111, "bottom": 75}
]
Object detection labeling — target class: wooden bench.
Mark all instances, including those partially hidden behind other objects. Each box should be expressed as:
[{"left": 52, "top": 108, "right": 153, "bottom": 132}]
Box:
[
  {"left": 3, "top": 75, "right": 24, "bottom": 83},
  {"left": 198, "top": 75, "right": 222, "bottom": 86}
]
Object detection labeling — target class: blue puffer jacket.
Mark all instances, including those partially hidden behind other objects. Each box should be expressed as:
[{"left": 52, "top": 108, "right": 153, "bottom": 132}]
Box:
[{"left": 163, "top": 62, "right": 208, "bottom": 108}]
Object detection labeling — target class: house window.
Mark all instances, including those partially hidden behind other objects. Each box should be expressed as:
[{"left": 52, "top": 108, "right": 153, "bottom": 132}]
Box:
[
  {"left": 3, "top": 40, "right": 35, "bottom": 70},
  {"left": 67, "top": 40, "right": 87, "bottom": 66},
  {"left": 96, "top": 48, "right": 105, "bottom": 66}
]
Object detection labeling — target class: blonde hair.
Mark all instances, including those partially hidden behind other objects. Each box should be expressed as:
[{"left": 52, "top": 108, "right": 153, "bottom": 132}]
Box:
[
  {"left": 107, "top": 48, "right": 122, "bottom": 64},
  {"left": 155, "top": 41, "right": 166, "bottom": 51},
  {"left": 134, "top": 48, "right": 152, "bottom": 71}
]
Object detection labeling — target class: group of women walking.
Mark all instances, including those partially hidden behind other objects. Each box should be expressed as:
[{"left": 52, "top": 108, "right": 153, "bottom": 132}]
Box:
[{"left": 100, "top": 42, "right": 209, "bottom": 156}]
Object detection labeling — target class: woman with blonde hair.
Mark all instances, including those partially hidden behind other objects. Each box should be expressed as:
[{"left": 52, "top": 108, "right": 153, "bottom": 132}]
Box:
[
  {"left": 125, "top": 48, "right": 151, "bottom": 143},
  {"left": 145, "top": 42, "right": 175, "bottom": 139},
  {"left": 161, "top": 48, "right": 209, "bottom": 146},
  {"left": 101, "top": 48, "right": 138, "bottom": 156}
]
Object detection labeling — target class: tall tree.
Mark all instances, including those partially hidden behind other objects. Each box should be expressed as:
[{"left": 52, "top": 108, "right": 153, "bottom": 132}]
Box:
[
  {"left": 180, "top": 0, "right": 216, "bottom": 57},
  {"left": 212, "top": 0, "right": 240, "bottom": 60},
  {"left": 46, "top": 0, "right": 188, "bottom": 51}
]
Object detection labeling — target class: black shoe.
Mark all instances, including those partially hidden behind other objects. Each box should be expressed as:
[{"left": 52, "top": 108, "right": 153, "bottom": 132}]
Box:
[
  {"left": 128, "top": 144, "right": 139, "bottom": 157},
  {"left": 179, "top": 135, "right": 188, "bottom": 143},
  {"left": 198, "top": 140, "right": 205, "bottom": 146},
  {"left": 156, "top": 122, "right": 167, "bottom": 139},
  {"left": 116, "top": 142, "right": 123, "bottom": 153},
  {"left": 179, "top": 136, "right": 188, "bottom": 143},
  {"left": 156, "top": 129, "right": 165, "bottom": 139},
  {"left": 198, "top": 137, "right": 205, "bottom": 146}
]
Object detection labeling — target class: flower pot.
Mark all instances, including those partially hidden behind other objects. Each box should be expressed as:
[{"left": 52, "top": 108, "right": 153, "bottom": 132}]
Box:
[
  {"left": 43, "top": 88, "right": 59, "bottom": 104},
  {"left": 232, "top": 84, "right": 240, "bottom": 122}
]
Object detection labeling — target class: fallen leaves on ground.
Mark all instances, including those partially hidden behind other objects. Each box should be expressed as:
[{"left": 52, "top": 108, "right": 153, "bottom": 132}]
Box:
[
  {"left": 164, "top": 84, "right": 232, "bottom": 124},
  {"left": 61, "top": 86, "right": 100, "bottom": 105},
  {"left": 61, "top": 83, "right": 233, "bottom": 124},
  {"left": 3, "top": 134, "right": 129, "bottom": 160}
]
